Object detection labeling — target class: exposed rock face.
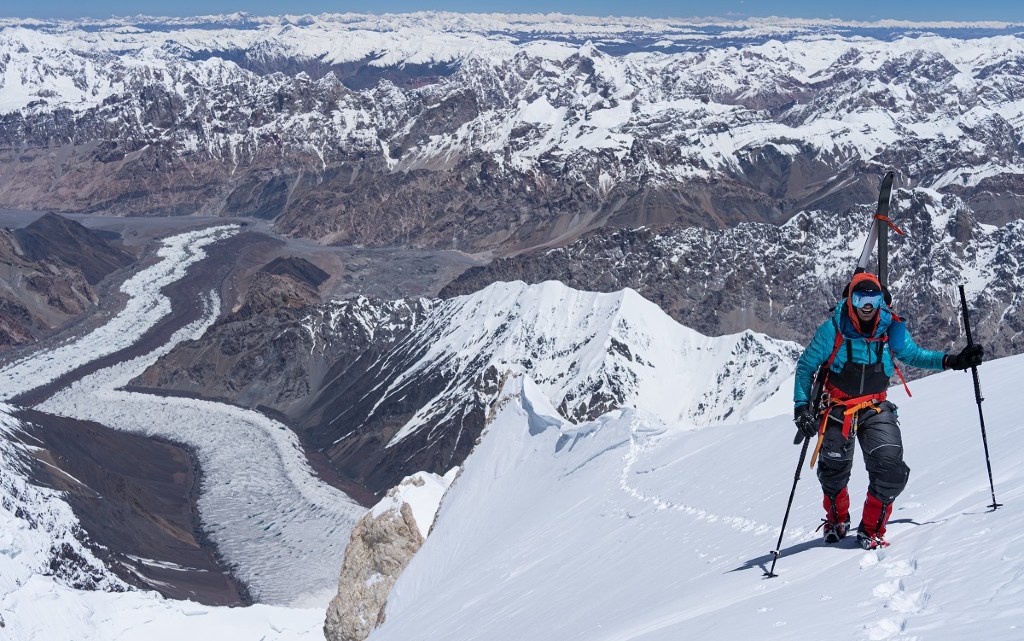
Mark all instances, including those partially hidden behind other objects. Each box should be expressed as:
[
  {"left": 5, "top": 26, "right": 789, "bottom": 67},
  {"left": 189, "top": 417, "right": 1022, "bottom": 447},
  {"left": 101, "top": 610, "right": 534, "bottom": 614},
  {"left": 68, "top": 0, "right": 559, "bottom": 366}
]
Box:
[
  {"left": 0, "top": 212, "right": 135, "bottom": 351},
  {"left": 13, "top": 213, "right": 134, "bottom": 285},
  {"left": 325, "top": 475, "right": 442, "bottom": 641},
  {"left": 441, "top": 189, "right": 1024, "bottom": 363},
  {"left": 0, "top": 231, "right": 97, "bottom": 349},
  {"left": 236, "top": 271, "right": 322, "bottom": 315},
  {"left": 131, "top": 277, "right": 434, "bottom": 412},
  {"left": 0, "top": 406, "right": 129, "bottom": 595},
  {"left": 259, "top": 256, "right": 330, "bottom": 290},
  {"left": 12, "top": 409, "right": 250, "bottom": 605}
]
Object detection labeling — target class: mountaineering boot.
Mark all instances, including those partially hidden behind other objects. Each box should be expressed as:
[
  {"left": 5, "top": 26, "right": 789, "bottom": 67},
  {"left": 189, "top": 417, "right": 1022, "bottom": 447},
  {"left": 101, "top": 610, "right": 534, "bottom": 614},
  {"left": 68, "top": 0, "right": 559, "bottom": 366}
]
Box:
[
  {"left": 820, "top": 488, "right": 851, "bottom": 544},
  {"left": 857, "top": 529, "right": 889, "bottom": 550},
  {"left": 857, "top": 492, "right": 893, "bottom": 550}
]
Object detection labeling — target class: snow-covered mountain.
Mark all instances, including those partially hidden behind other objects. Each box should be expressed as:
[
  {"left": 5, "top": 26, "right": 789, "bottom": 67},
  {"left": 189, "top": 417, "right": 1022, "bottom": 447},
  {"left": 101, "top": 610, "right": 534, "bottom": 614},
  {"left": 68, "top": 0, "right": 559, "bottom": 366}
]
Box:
[
  {"left": 2, "top": 14, "right": 1024, "bottom": 251},
  {"left": 136, "top": 279, "right": 798, "bottom": 494},
  {"left": 443, "top": 187, "right": 1024, "bottom": 359}
]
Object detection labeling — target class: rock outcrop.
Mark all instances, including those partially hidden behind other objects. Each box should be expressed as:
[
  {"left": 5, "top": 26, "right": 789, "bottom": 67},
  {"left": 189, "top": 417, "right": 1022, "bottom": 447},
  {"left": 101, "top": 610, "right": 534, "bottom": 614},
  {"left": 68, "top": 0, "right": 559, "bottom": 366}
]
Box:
[
  {"left": 0, "top": 213, "right": 135, "bottom": 351},
  {"left": 1, "top": 233, "right": 95, "bottom": 349},
  {"left": 325, "top": 471, "right": 454, "bottom": 641}
]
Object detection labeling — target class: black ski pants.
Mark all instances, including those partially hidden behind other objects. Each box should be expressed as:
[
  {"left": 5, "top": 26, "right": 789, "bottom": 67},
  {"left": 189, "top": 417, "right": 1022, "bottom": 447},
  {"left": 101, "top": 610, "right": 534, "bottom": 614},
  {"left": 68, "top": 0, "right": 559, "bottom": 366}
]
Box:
[{"left": 816, "top": 401, "right": 910, "bottom": 503}]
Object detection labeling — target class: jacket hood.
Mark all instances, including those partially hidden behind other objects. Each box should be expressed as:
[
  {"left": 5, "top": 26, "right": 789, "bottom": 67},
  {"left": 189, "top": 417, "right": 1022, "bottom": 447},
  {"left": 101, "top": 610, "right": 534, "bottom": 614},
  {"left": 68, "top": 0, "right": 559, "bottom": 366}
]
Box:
[{"left": 844, "top": 272, "right": 883, "bottom": 336}]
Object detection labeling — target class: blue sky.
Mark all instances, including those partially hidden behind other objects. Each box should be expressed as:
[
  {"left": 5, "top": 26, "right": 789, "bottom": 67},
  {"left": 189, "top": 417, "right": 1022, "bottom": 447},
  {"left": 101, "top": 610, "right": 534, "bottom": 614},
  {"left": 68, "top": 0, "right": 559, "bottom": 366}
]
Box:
[{"left": 4, "top": 0, "right": 1023, "bottom": 22}]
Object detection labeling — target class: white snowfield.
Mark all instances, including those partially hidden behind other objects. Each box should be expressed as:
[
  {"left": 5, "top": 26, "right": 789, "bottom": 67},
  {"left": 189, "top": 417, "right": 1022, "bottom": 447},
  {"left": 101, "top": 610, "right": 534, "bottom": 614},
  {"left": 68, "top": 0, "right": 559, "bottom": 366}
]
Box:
[
  {"left": 369, "top": 357, "right": 1024, "bottom": 641},
  {"left": 2, "top": 335, "right": 1022, "bottom": 637}
]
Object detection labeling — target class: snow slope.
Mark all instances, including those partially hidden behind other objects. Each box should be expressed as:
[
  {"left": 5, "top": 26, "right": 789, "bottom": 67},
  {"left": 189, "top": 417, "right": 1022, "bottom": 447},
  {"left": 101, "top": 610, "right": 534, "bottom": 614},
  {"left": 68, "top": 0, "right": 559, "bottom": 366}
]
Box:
[
  {"left": 3, "top": 335, "right": 1021, "bottom": 639},
  {"left": 369, "top": 355, "right": 1024, "bottom": 640}
]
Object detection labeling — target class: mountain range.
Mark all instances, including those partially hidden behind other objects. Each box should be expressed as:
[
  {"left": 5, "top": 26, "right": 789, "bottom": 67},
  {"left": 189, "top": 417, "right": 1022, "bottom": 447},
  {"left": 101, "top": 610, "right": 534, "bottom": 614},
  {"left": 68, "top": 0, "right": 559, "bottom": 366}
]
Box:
[
  {"left": 1, "top": 15, "right": 1024, "bottom": 253},
  {"left": 443, "top": 187, "right": 1024, "bottom": 359}
]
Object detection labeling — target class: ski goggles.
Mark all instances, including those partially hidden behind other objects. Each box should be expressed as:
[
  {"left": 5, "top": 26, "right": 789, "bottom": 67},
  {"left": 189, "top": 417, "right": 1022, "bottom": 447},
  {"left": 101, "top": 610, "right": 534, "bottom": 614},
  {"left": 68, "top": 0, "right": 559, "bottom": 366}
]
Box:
[{"left": 851, "top": 289, "right": 883, "bottom": 310}]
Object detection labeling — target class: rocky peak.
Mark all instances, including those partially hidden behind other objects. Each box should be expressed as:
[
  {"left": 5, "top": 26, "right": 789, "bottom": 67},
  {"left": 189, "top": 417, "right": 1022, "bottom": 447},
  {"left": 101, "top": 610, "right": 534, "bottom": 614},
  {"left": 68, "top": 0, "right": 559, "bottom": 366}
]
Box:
[
  {"left": 234, "top": 271, "right": 322, "bottom": 317},
  {"left": 14, "top": 213, "right": 134, "bottom": 285}
]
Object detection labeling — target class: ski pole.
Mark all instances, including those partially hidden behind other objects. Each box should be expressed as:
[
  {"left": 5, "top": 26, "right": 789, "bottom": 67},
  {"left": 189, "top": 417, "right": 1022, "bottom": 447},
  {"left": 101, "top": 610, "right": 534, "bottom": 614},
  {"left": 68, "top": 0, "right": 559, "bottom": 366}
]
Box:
[
  {"left": 958, "top": 285, "right": 1002, "bottom": 510},
  {"left": 765, "top": 435, "right": 811, "bottom": 578}
]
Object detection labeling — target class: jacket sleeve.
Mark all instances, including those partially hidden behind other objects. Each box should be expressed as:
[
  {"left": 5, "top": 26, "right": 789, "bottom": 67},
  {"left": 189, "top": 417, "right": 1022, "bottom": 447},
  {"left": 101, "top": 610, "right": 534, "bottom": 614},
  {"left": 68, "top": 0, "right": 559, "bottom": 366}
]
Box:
[
  {"left": 794, "top": 321, "right": 835, "bottom": 407},
  {"left": 887, "top": 318, "right": 946, "bottom": 371}
]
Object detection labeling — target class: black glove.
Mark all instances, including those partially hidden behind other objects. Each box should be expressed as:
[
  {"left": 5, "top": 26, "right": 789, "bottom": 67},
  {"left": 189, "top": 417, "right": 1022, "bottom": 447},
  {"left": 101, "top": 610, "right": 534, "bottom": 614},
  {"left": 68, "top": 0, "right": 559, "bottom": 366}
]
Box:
[
  {"left": 793, "top": 405, "right": 818, "bottom": 443},
  {"left": 944, "top": 344, "right": 984, "bottom": 371}
]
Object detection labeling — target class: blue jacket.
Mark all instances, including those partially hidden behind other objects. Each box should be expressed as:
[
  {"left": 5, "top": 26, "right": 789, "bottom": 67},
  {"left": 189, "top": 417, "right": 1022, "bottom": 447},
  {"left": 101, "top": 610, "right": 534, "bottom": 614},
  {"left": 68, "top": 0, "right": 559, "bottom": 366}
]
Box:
[{"left": 794, "top": 301, "right": 946, "bottom": 407}]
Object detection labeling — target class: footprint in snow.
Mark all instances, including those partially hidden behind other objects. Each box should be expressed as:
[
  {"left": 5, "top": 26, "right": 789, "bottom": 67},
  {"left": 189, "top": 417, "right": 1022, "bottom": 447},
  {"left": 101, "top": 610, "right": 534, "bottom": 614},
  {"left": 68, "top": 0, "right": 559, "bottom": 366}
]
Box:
[
  {"left": 864, "top": 617, "right": 905, "bottom": 640},
  {"left": 863, "top": 555, "right": 929, "bottom": 639},
  {"left": 883, "top": 558, "right": 917, "bottom": 578}
]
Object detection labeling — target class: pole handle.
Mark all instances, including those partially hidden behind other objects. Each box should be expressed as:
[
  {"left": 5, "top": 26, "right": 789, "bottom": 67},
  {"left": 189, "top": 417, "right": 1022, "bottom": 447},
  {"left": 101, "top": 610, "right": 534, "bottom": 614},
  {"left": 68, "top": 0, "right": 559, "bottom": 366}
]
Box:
[{"left": 958, "top": 285, "right": 975, "bottom": 347}]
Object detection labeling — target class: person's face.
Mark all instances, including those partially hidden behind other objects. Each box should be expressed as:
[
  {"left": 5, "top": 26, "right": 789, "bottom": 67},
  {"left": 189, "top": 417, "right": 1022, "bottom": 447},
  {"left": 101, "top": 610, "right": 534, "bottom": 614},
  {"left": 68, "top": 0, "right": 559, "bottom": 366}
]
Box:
[
  {"left": 856, "top": 305, "right": 878, "bottom": 322},
  {"left": 851, "top": 288, "right": 883, "bottom": 322}
]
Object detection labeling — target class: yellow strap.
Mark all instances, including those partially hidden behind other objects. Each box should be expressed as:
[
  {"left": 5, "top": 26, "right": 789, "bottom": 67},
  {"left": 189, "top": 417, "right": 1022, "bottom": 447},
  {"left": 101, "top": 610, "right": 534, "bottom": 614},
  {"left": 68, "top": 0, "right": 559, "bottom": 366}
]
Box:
[
  {"left": 843, "top": 400, "right": 879, "bottom": 416},
  {"left": 809, "top": 411, "right": 829, "bottom": 469}
]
